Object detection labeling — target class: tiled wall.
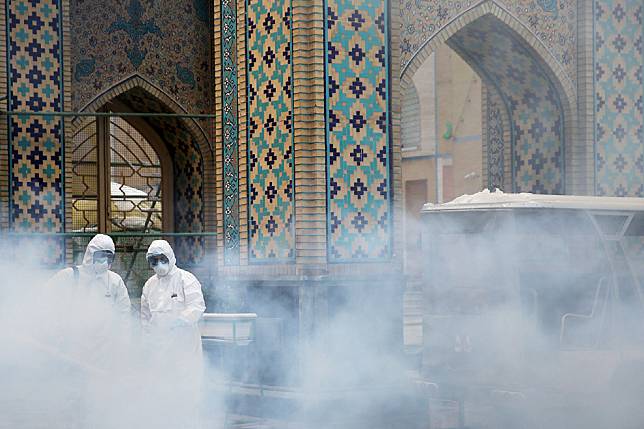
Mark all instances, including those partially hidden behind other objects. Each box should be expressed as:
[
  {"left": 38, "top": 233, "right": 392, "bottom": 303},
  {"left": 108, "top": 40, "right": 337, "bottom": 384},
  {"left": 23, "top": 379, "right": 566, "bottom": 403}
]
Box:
[
  {"left": 13, "top": 0, "right": 644, "bottom": 272},
  {"left": 594, "top": 0, "right": 644, "bottom": 197},
  {"left": 70, "top": 0, "right": 212, "bottom": 114},
  {"left": 5, "top": 0, "right": 66, "bottom": 235},
  {"left": 399, "top": 0, "right": 577, "bottom": 85},
  {"left": 246, "top": 0, "right": 295, "bottom": 262},
  {"left": 325, "top": 0, "right": 392, "bottom": 261}
]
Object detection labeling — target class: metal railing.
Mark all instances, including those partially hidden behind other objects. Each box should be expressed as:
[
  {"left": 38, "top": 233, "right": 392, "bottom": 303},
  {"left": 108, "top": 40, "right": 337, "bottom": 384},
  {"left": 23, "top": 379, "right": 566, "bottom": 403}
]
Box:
[{"left": 0, "top": 231, "right": 217, "bottom": 303}]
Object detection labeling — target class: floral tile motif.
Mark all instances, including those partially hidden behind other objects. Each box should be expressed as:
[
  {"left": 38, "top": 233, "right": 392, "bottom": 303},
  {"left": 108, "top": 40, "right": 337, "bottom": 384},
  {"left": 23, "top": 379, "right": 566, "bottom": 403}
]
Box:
[
  {"left": 71, "top": 0, "right": 212, "bottom": 114},
  {"left": 399, "top": 0, "right": 576, "bottom": 84}
]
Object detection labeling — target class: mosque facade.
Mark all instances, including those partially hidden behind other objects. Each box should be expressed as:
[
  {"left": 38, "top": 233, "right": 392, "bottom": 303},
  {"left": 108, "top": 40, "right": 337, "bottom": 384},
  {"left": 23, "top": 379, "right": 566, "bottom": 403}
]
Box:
[{"left": 0, "top": 0, "right": 642, "bottom": 316}]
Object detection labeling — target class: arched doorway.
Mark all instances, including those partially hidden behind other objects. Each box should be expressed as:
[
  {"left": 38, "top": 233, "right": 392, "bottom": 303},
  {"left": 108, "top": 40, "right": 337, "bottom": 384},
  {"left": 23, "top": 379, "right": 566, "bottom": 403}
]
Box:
[
  {"left": 71, "top": 115, "right": 171, "bottom": 234},
  {"left": 68, "top": 78, "right": 214, "bottom": 301},
  {"left": 398, "top": 7, "right": 576, "bottom": 300}
]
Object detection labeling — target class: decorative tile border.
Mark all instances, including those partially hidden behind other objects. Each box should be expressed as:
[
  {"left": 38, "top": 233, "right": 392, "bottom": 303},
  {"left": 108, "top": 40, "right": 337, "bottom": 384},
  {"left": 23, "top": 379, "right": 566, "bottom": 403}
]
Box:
[
  {"left": 399, "top": 0, "right": 577, "bottom": 86},
  {"left": 222, "top": 0, "right": 240, "bottom": 265},
  {"left": 485, "top": 86, "right": 506, "bottom": 190}
]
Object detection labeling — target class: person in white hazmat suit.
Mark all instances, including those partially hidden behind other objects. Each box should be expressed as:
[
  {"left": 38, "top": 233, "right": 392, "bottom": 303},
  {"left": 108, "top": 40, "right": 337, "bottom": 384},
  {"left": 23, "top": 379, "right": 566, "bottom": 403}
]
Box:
[
  {"left": 141, "top": 239, "right": 206, "bottom": 353},
  {"left": 49, "top": 233, "right": 131, "bottom": 313},
  {"left": 140, "top": 240, "right": 206, "bottom": 428},
  {"left": 45, "top": 234, "right": 132, "bottom": 427},
  {"left": 141, "top": 240, "right": 206, "bottom": 428}
]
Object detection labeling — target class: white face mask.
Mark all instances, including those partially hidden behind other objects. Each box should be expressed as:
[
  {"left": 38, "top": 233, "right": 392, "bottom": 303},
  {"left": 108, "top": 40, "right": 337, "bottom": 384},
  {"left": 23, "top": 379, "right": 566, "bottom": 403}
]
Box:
[
  {"left": 153, "top": 262, "right": 170, "bottom": 277},
  {"left": 93, "top": 260, "right": 110, "bottom": 275}
]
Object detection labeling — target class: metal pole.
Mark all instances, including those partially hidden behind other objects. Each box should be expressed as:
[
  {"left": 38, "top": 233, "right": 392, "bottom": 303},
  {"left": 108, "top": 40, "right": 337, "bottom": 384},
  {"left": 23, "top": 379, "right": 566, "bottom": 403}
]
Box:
[{"left": 1, "top": 111, "right": 216, "bottom": 119}]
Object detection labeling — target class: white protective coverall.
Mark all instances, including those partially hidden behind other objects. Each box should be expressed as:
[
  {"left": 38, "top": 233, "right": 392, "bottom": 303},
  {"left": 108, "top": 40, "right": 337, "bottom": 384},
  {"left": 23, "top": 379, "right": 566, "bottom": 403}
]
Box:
[
  {"left": 141, "top": 239, "right": 206, "bottom": 364},
  {"left": 49, "top": 234, "right": 131, "bottom": 313}
]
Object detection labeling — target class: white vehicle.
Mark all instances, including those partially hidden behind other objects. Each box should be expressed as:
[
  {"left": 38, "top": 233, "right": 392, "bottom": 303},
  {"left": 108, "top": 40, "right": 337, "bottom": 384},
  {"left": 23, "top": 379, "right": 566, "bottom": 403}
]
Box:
[{"left": 420, "top": 190, "right": 644, "bottom": 429}]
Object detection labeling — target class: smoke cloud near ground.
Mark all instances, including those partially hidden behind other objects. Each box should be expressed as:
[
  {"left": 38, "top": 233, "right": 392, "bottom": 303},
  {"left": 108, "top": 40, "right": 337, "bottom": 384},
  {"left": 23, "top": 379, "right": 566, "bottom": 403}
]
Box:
[
  {"left": 0, "top": 239, "right": 225, "bottom": 429},
  {"left": 417, "top": 200, "right": 644, "bottom": 429},
  {"left": 4, "top": 199, "right": 644, "bottom": 429}
]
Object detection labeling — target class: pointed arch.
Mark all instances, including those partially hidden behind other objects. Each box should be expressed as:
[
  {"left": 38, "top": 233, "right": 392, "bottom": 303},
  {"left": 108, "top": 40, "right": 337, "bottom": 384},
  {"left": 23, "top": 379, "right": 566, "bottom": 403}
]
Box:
[
  {"left": 399, "top": 0, "right": 577, "bottom": 194},
  {"left": 401, "top": 1, "right": 574, "bottom": 105},
  {"left": 71, "top": 74, "right": 212, "bottom": 157},
  {"left": 66, "top": 75, "right": 216, "bottom": 264}
]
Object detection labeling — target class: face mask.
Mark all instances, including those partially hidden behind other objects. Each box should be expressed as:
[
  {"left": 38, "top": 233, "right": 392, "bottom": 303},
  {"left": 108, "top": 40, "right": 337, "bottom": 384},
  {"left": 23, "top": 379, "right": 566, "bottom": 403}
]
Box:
[
  {"left": 93, "top": 260, "right": 110, "bottom": 275},
  {"left": 153, "top": 262, "right": 170, "bottom": 277}
]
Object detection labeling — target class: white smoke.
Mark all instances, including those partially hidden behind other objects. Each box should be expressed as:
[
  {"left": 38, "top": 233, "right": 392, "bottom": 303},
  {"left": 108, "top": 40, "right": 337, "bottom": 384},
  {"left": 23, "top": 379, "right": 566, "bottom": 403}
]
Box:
[{"left": 0, "top": 238, "right": 225, "bottom": 429}]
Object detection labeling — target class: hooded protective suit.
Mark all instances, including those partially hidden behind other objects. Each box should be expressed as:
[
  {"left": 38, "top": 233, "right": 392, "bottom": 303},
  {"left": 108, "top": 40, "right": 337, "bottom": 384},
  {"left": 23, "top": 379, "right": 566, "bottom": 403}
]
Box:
[
  {"left": 49, "top": 234, "right": 131, "bottom": 313},
  {"left": 140, "top": 240, "right": 206, "bottom": 361},
  {"left": 140, "top": 240, "right": 206, "bottom": 429}
]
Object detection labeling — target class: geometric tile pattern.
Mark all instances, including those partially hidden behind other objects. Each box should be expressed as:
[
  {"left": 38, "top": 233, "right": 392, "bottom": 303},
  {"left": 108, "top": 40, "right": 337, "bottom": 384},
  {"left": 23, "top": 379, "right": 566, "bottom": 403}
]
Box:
[
  {"left": 71, "top": 0, "right": 212, "bottom": 114},
  {"left": 246, "top": 0, "right": 295, "bottom": 262},
  {"left": 222, "top": 0, "right": 239, "bottom": 265},
  {"left": 594, "top": 0, "right": 644, "bottom": 197},
  {"left": 449, "top": 15, "right": 564, "bottom": 194},
  {"left": 399, "top": 0, "right": 577, "bottom": 84},
  {"left": 325, "top": 0, "right": 392, "bottom": 261},
  {"left": 7, "top": 0, "right": 65, "bottom": 233}
]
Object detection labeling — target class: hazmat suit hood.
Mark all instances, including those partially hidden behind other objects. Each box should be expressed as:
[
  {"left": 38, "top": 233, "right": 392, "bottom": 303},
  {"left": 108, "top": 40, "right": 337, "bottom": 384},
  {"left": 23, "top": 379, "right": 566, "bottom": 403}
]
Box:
[
  {"left": 146, "top": 240, "right": 177, "bottom": 272},
  {"left": 82, "top": 234, "right": 116, "bottom": 265}
]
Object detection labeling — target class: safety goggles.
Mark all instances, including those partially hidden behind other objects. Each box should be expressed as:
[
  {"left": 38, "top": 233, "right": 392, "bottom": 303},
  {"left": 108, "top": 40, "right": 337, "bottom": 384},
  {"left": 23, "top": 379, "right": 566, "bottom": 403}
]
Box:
[
  {"left": 93, "top": 250, "right": 115, "bottom": 264},
  {"left": 146, "top": 254, "right": 169, "bottom": 267}
]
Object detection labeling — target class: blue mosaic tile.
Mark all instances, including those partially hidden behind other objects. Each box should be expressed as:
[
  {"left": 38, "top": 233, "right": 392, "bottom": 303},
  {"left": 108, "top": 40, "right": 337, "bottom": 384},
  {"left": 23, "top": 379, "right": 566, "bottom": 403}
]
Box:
[
  {"left": 594, "top": 0, "right": 644, "bottom": 197},
  {"left": 7, "top": 0, "right": 65, "bottom": 236},
  {"left": 325, "top": 0, "right": 392, "bottom": 262},
  {"left": 246, "top": 0, "right": 295, "bottom": 262}
]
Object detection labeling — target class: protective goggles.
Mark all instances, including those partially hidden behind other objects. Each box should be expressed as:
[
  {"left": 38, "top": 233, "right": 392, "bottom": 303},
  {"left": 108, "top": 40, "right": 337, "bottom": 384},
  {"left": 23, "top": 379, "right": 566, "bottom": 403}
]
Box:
[
  {"left": 146, "top": 254, "right": 169, "bottom": 266},
  {"left": 93, "top": 250, "right": 115, "bottom": 264}
]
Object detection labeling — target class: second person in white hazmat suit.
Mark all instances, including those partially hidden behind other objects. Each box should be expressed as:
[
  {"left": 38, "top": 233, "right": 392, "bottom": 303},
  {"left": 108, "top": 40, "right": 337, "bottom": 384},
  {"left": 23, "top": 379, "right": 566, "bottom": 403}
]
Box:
[
  {"left": 140, "top": 239, "right": 206, "bottom": 361},
  {"left": 140, "top": 240, "right": 206, "bottom": 428}
]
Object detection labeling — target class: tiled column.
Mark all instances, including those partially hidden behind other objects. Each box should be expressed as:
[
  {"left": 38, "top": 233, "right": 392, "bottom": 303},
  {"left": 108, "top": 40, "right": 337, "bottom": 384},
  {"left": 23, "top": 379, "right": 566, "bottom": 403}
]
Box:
[
  {"left": 324, "top": 0, "right": 394, "bottom": 263},
  {"left": 3, "top": 0, "right": 70, "bottom": 265},
  {"left": 218, "top": 0, "right": 397, "bottom": 273},
  {"left": 593, "top": 0, "right": 644, "bottom": 197},
  {"left": 5, "top": 0, "right": 68, "bottom": 233}
]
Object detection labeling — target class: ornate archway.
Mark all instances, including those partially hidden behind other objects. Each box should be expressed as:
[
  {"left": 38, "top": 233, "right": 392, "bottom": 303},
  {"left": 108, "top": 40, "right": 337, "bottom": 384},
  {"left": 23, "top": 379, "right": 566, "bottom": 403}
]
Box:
[
  {"left": 68, "top": 75, "right": 215, "bottom": 265},
  {"left": 400, "top": 1, "right": 577, "bottom": 194}
]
